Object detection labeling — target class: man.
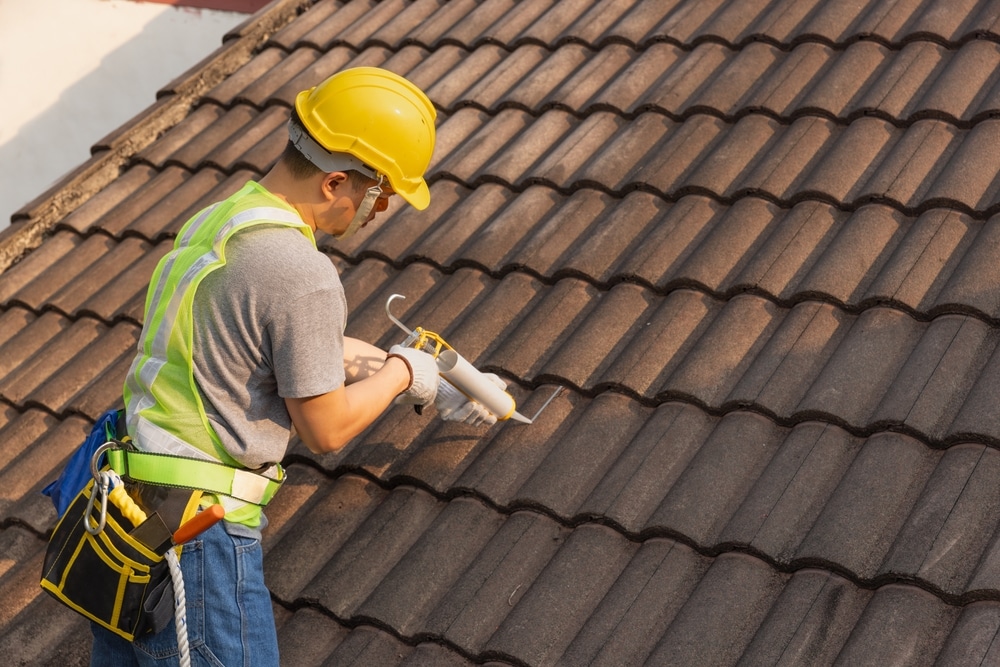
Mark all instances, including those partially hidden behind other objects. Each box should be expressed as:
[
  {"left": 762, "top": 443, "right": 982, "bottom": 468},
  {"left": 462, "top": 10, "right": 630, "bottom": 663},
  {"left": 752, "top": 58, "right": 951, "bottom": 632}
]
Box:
[{"left": 90, "top": 67, "right": 474, "bottom": 666}]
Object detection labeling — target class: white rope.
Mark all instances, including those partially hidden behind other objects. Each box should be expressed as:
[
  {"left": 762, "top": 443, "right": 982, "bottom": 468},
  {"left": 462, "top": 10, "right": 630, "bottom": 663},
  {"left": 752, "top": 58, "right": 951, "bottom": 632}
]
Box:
[{"left": 165, "top": 547, "right": 190, "bottom": 667}]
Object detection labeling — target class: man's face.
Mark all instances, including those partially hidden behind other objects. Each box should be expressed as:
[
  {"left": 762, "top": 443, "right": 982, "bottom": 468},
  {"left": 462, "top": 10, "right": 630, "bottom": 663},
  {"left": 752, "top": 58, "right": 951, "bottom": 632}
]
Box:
[{"left": 316, "top": 173, "right": 395, "bottom": 237}]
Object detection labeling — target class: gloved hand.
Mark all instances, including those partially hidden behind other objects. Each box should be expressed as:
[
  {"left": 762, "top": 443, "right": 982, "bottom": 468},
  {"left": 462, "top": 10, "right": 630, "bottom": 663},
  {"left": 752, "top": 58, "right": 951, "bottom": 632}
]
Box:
[
  {"left": 435, "top": 374, "right": 507, "bottom": 426},
  {"left": 387, "top": 345, "right": 440, "bottom": 406}
]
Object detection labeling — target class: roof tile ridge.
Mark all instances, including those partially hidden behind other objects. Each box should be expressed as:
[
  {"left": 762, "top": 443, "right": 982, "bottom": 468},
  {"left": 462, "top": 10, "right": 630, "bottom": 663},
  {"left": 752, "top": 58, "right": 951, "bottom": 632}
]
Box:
[{"left": 0, "top": 0, "right": 315, "bottom": 277}]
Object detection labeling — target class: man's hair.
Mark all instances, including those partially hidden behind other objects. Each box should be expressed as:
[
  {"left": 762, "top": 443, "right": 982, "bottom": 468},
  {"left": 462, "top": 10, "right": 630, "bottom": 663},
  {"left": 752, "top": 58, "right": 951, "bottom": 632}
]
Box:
[{"left": 282, "top": 111, "right": 375, "bottom": 190}]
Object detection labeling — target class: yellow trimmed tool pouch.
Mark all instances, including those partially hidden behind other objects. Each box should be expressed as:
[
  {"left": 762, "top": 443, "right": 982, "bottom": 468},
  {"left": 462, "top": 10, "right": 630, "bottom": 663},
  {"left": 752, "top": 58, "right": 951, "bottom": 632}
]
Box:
[{"left": 40, "top": 474, "right": 174, "bottom": 641}]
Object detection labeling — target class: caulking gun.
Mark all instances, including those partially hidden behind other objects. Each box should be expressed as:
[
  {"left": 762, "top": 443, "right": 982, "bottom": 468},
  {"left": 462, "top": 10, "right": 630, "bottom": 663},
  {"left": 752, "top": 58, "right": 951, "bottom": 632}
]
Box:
[{"left": 386, "top": 294, "right": 559, "bottom": 424}]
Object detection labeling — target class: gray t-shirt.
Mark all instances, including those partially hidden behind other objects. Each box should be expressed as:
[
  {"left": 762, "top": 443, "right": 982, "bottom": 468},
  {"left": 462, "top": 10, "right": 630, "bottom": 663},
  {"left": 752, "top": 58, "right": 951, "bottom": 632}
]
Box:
[{"left": 191, "top": 224, "right": 346, "bottom": 469}]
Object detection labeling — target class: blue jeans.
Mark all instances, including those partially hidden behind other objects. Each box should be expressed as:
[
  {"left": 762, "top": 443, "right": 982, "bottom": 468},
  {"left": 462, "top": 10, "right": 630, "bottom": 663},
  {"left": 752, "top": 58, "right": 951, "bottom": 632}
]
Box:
[{"left": 89, "top": 522, "right": 278, "bottom": 666}]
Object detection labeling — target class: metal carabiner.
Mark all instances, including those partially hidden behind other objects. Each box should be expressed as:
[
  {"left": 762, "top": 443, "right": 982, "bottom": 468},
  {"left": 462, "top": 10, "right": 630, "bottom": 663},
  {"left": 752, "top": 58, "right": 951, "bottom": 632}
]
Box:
[
  {"left": 90, "top": 440, "right": 119, "bottom": 480},
  {"left": 84, "top": 471, "right": 110, "bottom": 535},
  {"left": 83, "top": 441, "right": 120, "bottom": 535}
]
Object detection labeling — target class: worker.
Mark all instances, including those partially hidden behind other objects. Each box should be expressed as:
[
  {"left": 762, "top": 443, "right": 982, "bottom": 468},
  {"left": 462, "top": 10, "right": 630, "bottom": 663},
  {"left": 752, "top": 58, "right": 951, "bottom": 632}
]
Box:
[{"left": 86, "top": 67, "right": 481, "bottom": 666}]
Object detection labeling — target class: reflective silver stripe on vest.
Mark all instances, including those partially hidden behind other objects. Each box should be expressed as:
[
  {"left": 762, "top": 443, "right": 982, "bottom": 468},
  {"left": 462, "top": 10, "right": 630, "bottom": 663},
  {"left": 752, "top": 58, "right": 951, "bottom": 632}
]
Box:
[{"left": 126, "top": 205, "right": 305, "bottom": 443}]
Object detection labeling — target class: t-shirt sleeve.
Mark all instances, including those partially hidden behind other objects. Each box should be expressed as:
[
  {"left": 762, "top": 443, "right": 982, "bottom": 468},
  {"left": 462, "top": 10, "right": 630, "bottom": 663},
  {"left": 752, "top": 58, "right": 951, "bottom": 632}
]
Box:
[{"left": 269, "top": 285, "right": 347, "bottom": 399}]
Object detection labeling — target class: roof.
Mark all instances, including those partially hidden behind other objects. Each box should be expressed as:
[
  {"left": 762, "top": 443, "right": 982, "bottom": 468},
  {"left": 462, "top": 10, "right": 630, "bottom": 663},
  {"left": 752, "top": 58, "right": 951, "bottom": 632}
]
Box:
[{"left": 3, "top": 0, "right": 1000, "bottom": 664}]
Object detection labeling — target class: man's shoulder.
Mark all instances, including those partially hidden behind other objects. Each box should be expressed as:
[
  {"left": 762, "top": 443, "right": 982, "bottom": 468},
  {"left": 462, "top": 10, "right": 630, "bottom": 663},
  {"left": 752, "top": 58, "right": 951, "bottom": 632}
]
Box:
[{"left": 224, "top": 226, "right": 337, "bottom": 288}]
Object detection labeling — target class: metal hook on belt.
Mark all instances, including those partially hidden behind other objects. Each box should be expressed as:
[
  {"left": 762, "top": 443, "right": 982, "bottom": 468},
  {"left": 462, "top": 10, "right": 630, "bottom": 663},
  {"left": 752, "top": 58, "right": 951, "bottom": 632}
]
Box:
[
  {"left": 83, "top": 441, "right": 120, "bottom": 535},
  {"left": 84, "top": 471, "right": 110, "bottom": 535}
]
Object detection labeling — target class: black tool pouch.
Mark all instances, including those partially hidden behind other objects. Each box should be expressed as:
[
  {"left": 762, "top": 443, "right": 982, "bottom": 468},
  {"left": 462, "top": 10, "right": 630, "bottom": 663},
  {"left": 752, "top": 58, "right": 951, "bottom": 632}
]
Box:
[{"left": 40, "top": 478, "right": 174, "bottom": 641}]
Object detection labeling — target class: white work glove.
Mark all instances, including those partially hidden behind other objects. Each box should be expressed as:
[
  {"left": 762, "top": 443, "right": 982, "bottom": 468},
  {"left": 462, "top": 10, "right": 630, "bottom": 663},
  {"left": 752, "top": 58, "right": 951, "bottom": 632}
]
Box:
[
  {"left": 434, "top": 374, "right": 507, "bottom": 427},
  {"left": 387, "top": 345, "right": 440, "bottom": 406}
]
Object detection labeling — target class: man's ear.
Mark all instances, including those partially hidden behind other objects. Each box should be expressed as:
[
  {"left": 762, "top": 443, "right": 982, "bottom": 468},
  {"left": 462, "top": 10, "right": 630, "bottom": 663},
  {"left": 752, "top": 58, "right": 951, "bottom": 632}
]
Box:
[{"left": 321, "top": 171, "right": 349, "bottom": 200}]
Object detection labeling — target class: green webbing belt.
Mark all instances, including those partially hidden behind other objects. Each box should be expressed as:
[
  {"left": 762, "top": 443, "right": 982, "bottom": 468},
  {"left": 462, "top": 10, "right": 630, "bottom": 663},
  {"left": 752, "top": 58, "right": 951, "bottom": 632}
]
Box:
[{"left": 105, "top": 448, "right": 282, "bottom": 507}]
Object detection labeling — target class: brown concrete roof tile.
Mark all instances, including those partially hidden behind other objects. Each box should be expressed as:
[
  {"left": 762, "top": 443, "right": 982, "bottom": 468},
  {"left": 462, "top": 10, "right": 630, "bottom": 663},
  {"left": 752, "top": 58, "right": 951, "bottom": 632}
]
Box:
[
  {"left": 0, "top": 530, "right": 91, "bottom": 661},
  {"left": 0, "top": 234, "right": 86, "bottom": 306},
  {"left": 45, "top": 237, "right": 155, "bottom": 318},
  {"left": 324, "top": 625, "right": 411, "bottom": 665},
  {"left": 424, "top": 510, "right": 564, "bottom": 652},
  {"left": 424, "top": 0, "right": 519, "bottom": 48},
  {"left": 265, "top": 473, "right": 384, "bottom": 597},
  {"left": 771, "top": 117, "right": 876, "bottom": 203},
  {"left": 650, "top": 412, "right": 784, "bottom": 545},
  {"left": 797, "top": 205, "right": 909, "bottom": 305},
  {"left": 861, "top": 208, "right": 975, "bottom": 313},
  {"left": 56, "top": 165, "right": 162, "bottom": 235},
  {"left": 935, "top": 215, "right": 1000, "bottom": 318},
  {"left": 686, "top": 42, "right": 787, "bottom": 116},
  {"left": 1, "top": 234, "right": 116, "bottom": 312},
  {"left": 665, "top": 295, "right": 782, "bottom": 406},
  {"left": 273, "top": 607, "right": 349, "bottom": 667},
  {"left": 263, "top": 0, "right": 346, "bottom": 51},
  {"left": 268, "top": 0, "right": 376, "bottom": 51},
  {"left": 268, "top": 47, "right": 365, "bottom": 107},
  {"left": 728, "top": 201, "right": 844, "bottom": 300},
  {"left": 483, "top": 524, "right": 637, "bottom": 665},
  {"left": 949, "top": 339, "right": 1000, "bottom": 445},
  {"left": 537, "top": 283, "right": 652, "bottom": 390},
  {"left": 0, "top": 317, "right": 108, "bottom": 406},
  {"left": 135, "top": 104, "right": 226, "bottom": 169},
  {"left": 880, "top": 444, "right": 1000, "bottom": 596},
  {"left": 208, "top": 105, "right": 289, "bottom": 172},
  {"left": 366, "top": 0, "right": 448, "bottom": 49},
  {"left": 168, "top": 104, "right": 261, "bottom": 171},
  {"left": 644, "top": 553, "right": 787, "bottom": 666},
  {"left": 589, "top": 42, "right": 685, "bottom": 115},
  {"left": 721, "top": 423, "right": 864, "bottom": 564},
  {"left": 904, "top": 40, "right": 1000, "bottom": 121},
  {"left": 540, "top": 111, "right": 641, "bottom": 191},
  {"left": 835, "top": 585, "right": 960, "bottom": 665},
  {"left": 462, "top": 44, "right": 560, "bottom": 111},
  {"left": 795, "top": 433, "right": 939, "bottom": 579},
  {"left": 307, "top": 486, "right": 445, "bottom": 617},
  {"left": 594, "top": 285, "right": 698, "bottom": 390},
  {"left": 558, "top": 538, "right": 709, "bottom": 666},
  {"left": 727, "top": 302, "right": 852, "bottom": 417},
  {"left": 355, "top": 497, "right": 504, "bottom": 636},
  {"left": 515, "top": 393, "right": 646, "bottom": 518},
  {"left": 605, "top": 0, "right": 691, "bottom": 46},
  {"left": 0, "top": 410, "right": 90, "bottom": 530},
  {"left": 0, "top": 311, "right": 69, "bottom": 382},
  {"left": 24, "top": 322, "right": 134, "bottom": 418},
  {"left": 924, "top": 120, "right": 1000, "bottom": 210},
  {"left": 600, "top": 113, "right": 699, "bottom": 191},
  {"left": 576, "top": 402, "right": 714, "bottom": 534},
  {"left": 935, "top": 602, "right": 1000, "bottom": 664},
  {"left": 866, "top": 120, "right": 963, "bottom": 209},
  {"left": 201, "top": 46, "right": 288, "bottom": 107},
  {"left": 796, "top": 308, "right": 923, "bottom": 427},
  {"left": 738, "top": 569, "right": 871, "bottom": 666},
  {"left": 871, "top": 316, "right": 996, "bottom": 440},
  {"left": 858, "top": 42, "right": 949, "bottom": 118},
  {"left": 801, "top": 40, "right": 891, "bottom": 117}
]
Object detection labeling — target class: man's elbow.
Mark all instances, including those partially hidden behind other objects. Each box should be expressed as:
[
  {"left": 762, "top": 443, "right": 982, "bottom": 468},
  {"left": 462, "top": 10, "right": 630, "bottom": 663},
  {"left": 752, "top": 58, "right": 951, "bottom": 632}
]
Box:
[{"left": 300, "top": 430, "right": 351, "bottom": 455}]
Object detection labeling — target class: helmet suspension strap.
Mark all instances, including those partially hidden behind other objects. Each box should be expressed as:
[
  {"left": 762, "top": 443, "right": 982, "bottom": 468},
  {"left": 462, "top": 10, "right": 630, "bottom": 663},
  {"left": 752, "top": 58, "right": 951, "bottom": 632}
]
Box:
[{"left": 335, "top": 175, "right": 383, "bottom": 239}]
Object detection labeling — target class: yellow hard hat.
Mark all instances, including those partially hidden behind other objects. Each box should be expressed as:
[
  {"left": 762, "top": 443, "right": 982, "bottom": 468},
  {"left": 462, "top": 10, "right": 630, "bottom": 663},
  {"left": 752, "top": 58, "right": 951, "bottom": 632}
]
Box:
[{"left": 294, "top": 67, "right": 437, "bottom": 210}]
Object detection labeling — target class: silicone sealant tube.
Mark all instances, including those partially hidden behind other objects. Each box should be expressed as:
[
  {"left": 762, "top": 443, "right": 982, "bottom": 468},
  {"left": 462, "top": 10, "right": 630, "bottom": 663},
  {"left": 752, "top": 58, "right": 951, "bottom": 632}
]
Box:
[{"left": 435, "top": 349, "right": 532, "bottom": 423}]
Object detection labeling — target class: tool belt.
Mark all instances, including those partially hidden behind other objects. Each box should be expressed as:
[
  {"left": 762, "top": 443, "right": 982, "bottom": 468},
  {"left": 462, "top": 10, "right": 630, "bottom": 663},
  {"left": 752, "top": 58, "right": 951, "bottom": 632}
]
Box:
[
  {"left": 40, "top": 472, "right": 180, "bottom": 640},
  {"left": 39, "top": 410, "right": 283, "bottom": 641}
]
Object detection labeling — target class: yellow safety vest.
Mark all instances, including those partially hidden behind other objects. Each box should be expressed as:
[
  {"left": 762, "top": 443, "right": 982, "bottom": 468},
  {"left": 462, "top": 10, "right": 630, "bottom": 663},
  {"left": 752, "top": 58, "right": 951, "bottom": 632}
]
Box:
[{"left": 123, "top": 181, "right": 315, "bottom": 527}]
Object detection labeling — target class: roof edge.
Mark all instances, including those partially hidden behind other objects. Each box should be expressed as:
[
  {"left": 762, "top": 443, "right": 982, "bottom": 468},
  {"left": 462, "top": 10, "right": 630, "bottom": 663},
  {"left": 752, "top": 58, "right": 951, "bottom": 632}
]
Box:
[{"left": 0, "top": 0, "right": 316, "bottom": 274}]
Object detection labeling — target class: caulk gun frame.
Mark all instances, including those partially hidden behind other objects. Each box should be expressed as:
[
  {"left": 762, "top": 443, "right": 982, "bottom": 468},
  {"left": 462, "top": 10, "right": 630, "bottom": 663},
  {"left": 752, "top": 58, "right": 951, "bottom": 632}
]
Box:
[{"left": 385, "top": 294, "right": 452, "bottom": 356}]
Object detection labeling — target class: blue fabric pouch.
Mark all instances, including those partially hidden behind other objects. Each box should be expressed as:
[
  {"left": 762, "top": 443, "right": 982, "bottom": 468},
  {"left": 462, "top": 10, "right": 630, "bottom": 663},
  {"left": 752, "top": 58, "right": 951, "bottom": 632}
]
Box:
[{"left": 42, "top": 409, "right": 121, "bottom": 517}]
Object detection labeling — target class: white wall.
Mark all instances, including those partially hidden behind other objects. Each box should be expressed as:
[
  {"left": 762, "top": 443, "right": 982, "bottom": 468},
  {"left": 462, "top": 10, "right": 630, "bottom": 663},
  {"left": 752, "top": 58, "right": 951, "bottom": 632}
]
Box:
[{"left": 0, "top": 0, "right": 246, "bottom": 229}]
